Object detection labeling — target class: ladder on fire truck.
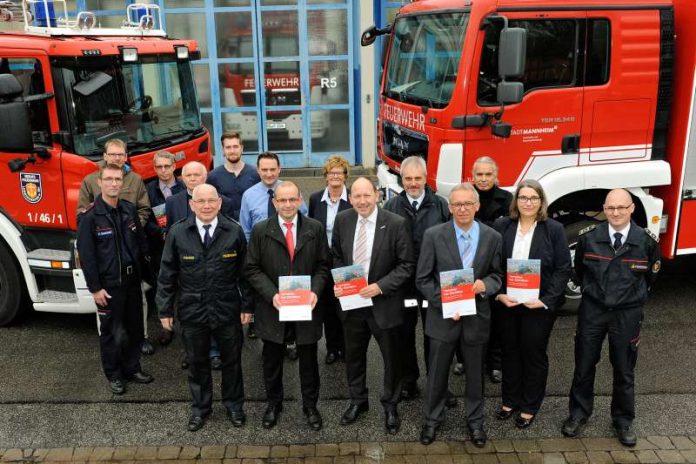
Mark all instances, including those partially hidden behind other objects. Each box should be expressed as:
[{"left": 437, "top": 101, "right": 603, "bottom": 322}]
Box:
[{"left": 0, "top": 0, "right": 166, "bottom": 37}]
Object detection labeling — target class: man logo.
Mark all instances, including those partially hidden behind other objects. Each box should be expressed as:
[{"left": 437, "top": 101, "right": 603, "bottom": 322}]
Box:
[{"left": 20, "top": 172, "right": 43, "bottom": 204}]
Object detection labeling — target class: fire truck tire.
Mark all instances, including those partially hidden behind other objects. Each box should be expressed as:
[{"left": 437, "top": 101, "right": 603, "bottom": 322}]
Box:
[
  {"left": 560, "top": 218, "right": 600, "bottom": 313},
  {"left": 0, "top": 242, "right": 26, "bottom": 326}
]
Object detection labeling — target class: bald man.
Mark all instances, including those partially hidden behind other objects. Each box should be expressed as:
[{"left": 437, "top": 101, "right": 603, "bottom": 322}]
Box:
[{"left": 562, "top": 189, "right": 660, "bottom": 447}]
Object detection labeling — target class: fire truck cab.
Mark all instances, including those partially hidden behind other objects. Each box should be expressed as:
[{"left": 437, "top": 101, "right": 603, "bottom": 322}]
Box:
[
  {"left": 0, "top": 0, "right": 210, "bottom": 325},
  {"left": 365, "top": 0, "right": 696, "bottom": 265}
]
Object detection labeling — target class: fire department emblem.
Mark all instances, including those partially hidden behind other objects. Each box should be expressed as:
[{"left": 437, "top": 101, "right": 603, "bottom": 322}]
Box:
[{"left": 20, "top": 172, "right": 43, "bottom": 204}]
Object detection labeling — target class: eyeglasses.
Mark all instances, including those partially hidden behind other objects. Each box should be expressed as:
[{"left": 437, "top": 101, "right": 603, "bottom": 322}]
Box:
[
  {"left": 274, "top": 198, "right": 300, "bottom": 204},
  {"left": 192, "top": 199, "right": 220, "bottom": 205},
  {"left": 450, "top": 201, "right": 478, "bottom": 210},
  {"left": 518, "top": 196, "right": 541, "bottom": 204},
  {"left": 106, "top": 152, "right": 127, "bottom": 157},
  {"left": 155, "top": 164, "right": 173, "bottom": 170},
  {"left": 100, "top": 177, "right": 123, "bottom": 184},
  {"left": 604, "top": 204, "right": 633, "bottom": 213},
  {"left": 327, "top": 171, "right": 346, "bottom": 177}
]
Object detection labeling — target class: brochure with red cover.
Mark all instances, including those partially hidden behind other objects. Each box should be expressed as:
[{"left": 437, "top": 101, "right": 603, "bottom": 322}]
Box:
[
  {"left": 152, "top": 203, "right": 167, "bottom": 228},
  {"left": 278, "top": 275, "right": 312, "bottom": 321},
  {"left": 506, "top": 259, "right": 541, "bottom": 303},
  {"left": 439, "top": 268, "right": 475, "bottom": 318},
  {"left": 331, "top": 265, "right": 372, "bottom": 311}
]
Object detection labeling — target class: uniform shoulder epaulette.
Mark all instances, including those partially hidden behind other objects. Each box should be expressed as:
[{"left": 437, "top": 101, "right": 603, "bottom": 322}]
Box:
[
  {"left": 644, "top": 227, "right": 659, "bottom": 243},
  {"left": 577, "top": 224, "right": 597, "bottom": 236},
  {"left": 77, "top": 202, "right": 95, "bottom": 216}
]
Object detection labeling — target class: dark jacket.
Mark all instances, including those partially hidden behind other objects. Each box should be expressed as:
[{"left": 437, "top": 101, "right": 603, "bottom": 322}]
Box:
[
  {"left": 574, "top": 221, "right": 660, "bottom": 309},
  {"left": 245, "top": 214, "right": 331, "bottom": 345},
  {"left": 144, "top": 178, "right": 185, "bottom": 238},
  {"left": 165, "top": 189, "right": 236, "bottom": 231},
  {"left": 383, "top": 186, "right": 450, "bottom": 299},
  {"left": 331, "top": 208, "right": 415, "bottom": 330},
  {"left": 416, "top": 220, "right": 503, "bottom": 344},
  {"left": 476, "top": 185, "right": 512, "bottom": 227},
  {"left": 493, "top": 217, "right": 572, "bottom": 311},
  {"left": 308, "top": 188, "right": 352, "bottom": 229},
  {"left": 156, "top": 214, "right": 252, "bottom": 324},
  {"left": 77, "top": 195, "right": 149, "bottom": 293}
]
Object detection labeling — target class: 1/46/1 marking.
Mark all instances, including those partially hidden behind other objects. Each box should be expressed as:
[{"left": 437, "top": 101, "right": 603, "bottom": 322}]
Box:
[{"left": 27, "top": 212, "right": 64, "bottom": 224}]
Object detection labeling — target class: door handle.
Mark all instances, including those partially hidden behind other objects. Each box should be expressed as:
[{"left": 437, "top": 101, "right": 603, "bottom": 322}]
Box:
[{"left": 561, "top": 134, "right": 580, "bottom": 154}]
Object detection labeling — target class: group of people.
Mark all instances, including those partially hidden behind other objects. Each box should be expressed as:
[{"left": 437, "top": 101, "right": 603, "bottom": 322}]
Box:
[{"left": 75, "top": 133, "right": 660, "bottom": 448}]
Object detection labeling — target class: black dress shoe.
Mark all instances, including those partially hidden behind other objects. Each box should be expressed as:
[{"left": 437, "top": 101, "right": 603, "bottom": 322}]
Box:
[
  {"left": 141, "top": 338, "right": 155, "bottom": 355},
  {"left": 468, "top": 427, "right": 487, "bottom": 448},
  {"left": 303, "top": 407, "right": 323, "bottom": 431},
  {"left": 561, "top": 416, "right": 587, "bottom": 437},
  {"left": 129, "top": 371, "right": 154, "bottom": 384},
  {"left": 187, "top": 414, "right": 208, "bottom": 432},
  {"left": 286, "top": 343, "right": 298, "bottom": 361},
  {"left": 445, "top": 394, "right": 458, "bottom": 408},
  {"left": 339, "top": 402, "right": 369, "bottom": 425},
  {"left": 384, "top": 409, "right": 401, "bottom": 435},
  {"left": 452, "top": 363, "right": 465, "bottom": 376},
  {"left": 420, "top": 424, "right": 438, "bottom": 445},
  {"left": 247, "top": 323, "right": 257, "bottom": 339},
  {"left": 180, "top": 359, "right": 189, "bottom": 370},
  {"left": 210, "top": 356, "right": 222, "bottom": 370},
  {"left": 496, "top": 406, "right": 516, "bottom": 420},
  {"left": 109, "top": 379, "right": 125, "bottom": 395},
  {"left": 614, "top": 424, "right": 637, "bottom": 447},
  {"left": 227, "top": 410, "right": 246, "bottom": 428},
  {"left": 325, "top": 351, "right": 339, "bottom": 365},
  {"left": 515, "top": 413, "right": 536, "bottom": 429},
  {"left": 489, "top": 369, "right": 502, "bottom": 383},
  {"left": 158, "top": 329, "right": 174, "bottom": 346},
  {"left": 400, "top": 385, "right": 420, "bottom": 401},
  {"left": 262, "top": 403, "right": 283, "bottom": 429}
]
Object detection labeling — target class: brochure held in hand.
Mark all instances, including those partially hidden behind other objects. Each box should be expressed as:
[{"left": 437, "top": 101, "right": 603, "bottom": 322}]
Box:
[
  {"left": 278, "top": 275, "right": 313, "bottom": 321},
  {"left": 331, "top": 264, "right": 372, "bottom": 311},
  {"left": 506, "top": 259, "right": 541, "bottom": 303},
  {"left": 439, "top": 268, "right": 476, "bottom": 318}
]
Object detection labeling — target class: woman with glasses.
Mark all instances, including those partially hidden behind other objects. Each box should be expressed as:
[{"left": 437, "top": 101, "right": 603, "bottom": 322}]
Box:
[
  {"left": 308, "top": 155, "right": 352, "bottom": 364},
  {"left": 492, "top": 179, "right": 571, "bottom": 428}
]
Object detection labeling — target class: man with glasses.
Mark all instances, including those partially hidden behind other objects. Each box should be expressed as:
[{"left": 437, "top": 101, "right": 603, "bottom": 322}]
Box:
[
  {"left": 416, "top": 182, "right": 503, "bottom": 447},
  {"left": 77, "top": 164, "right": 154, "bottom": 395},
  {"left": 562, "top": 189, "right": 660, "bottom": 447}
]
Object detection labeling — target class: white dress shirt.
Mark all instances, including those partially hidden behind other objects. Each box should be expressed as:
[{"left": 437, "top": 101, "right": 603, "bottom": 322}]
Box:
[
  {"left": 321, "top": 186, "right": 348, "bottom": 245},
  {"left": 608, "top": 223, "right": 631, "bottom": 247},
  {"left": 278, "top": 214, "right": 298, "bottom": 248},
  {"left": 407, "top": 190, "right": 426, "bottom": 210},
  {"left": 353, "top": 207, "right": 378, "bottom": 276},
  {"left": 196, "top": 217, "right": 218, "bottom": 243},
  {"left": 512, "top": 221, "right": 538, "bottom": 260}
]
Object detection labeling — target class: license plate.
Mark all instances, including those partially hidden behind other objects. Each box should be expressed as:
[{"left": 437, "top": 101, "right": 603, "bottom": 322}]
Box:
[{"left": 267, "top": 121, "right": 286, "bottom": 130}]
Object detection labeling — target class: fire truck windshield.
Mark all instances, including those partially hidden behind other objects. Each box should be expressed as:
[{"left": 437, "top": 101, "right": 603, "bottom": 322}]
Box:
[
  {"left": 53, "top": 55, "right": 201, "bottom": 156},
  {"left": 384, "top": 12, "right": 468, "bottom": 109}
]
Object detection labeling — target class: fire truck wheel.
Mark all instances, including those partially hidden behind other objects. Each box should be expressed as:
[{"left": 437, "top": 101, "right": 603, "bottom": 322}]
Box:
[
  {"left": 0, "top": 243, "right": 26, "bottom": 326},
  {"left": 560, "top": 218, "right": 600, "bottom": 314}
]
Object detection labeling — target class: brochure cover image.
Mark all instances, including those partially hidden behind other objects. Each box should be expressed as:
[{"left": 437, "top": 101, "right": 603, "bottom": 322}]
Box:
[
  {"left": 278, "top": 275, "right": 313, "bottom": 321},
  {"left": 506, "top": 259, "right": 541, "bottom": 303},
  {"left": 439, "top": 268, "right": 476, "bottom": 318},
  {"left": 331, "top": 264, "right": 373, "bottom": 311}
]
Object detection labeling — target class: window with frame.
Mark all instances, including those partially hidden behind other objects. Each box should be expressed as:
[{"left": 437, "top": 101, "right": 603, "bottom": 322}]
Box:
[{"left": 0, "top": 58, "right": 51, "bottom": 144}]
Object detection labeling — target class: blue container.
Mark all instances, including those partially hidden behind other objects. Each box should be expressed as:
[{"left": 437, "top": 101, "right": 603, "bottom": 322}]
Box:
[{"left": 34, "top": 0, "right": 56, "bottom": 27}]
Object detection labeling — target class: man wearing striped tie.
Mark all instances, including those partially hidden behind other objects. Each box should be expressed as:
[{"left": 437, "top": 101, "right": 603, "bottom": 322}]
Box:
[
  {"left": 331, "top": 177, "right": 415, "bottom": 434},
  {"left": 415, "top": 182, "right": 503, "bottom": 447}
]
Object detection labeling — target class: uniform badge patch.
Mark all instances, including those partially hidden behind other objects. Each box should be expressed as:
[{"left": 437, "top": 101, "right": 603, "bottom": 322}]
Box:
[{"left": 20, "top": 172, "right": 43, "bottom": 204}]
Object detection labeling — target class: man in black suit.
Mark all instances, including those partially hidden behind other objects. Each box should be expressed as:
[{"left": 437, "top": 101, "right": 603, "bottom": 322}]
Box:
[
  {"left": 416, "top": 182, "right": 503, "bottom": 447},
  {"left": 245, "top": 181, "right": 330, "bottom": 431},
  {"left": 332, "top": 177, "right": 415, "bottom": 434}
]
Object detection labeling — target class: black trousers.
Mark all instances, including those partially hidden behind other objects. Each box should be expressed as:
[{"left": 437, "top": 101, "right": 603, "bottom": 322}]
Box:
[
  {"left": 180, "top": 321, "right": 244, "bottom": 417},
  {"left": 343, "top": 308, "right": 402, "bottom": 411},
  {"left": 498, "top": 305, "right": 556, "bottom": 415},
  {"left": 424, "top": 338, "right": 485, "bottom": 428},
  {"left": 320, "top": 289, "right": 344, "bottom": 354},
  {"left": 401, "top": 303, "right": 430, "bottom": 388},
  {"left": 97, "top": 274, "right": 144, "bottom": 382},
  {"left": 568, "top": 301, "right": 642, "bottom": 427},
  {"left": 262, "top": 337, "right": 319, "bottom": 408},
  {"left": 487, "top": 304, "right": 502, "bottom": 372}
]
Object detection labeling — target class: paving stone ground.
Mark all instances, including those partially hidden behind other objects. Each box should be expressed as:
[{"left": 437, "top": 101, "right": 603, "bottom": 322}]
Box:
[{"left": 2, "top": 435, "right": 696, "bottom": 463}]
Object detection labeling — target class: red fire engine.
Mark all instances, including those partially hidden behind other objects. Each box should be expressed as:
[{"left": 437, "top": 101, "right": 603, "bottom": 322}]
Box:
[
  {"left": 363, "top": 0, "right": 696, "bottom": 270},
  {"left": 0, "top": 1, "right": 211, "bottom": 325}
]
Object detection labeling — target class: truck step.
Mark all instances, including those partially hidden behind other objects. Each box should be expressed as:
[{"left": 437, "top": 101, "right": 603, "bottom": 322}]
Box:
[
  {"left": 36, "top": 290, "right": 78, "bottom": 304},
  {"left": 27, "top": 249, "right": 72, "bottom": 261}
]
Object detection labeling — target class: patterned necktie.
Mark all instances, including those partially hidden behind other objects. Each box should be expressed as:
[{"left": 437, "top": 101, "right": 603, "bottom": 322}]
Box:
[
  {"left": 613, "top": 232, "right": 623, "bottom": 251},
  {"left": 354, "top": 218, "right": 369, "bottom": 268},
  {"left": 284, "top": 222, "right": 294, "bottom": 260},
  {"left": 267, "top": 188, "right": 276, "bottom": 217},
  {"left": 460, "top": 233, "right": 473, "bottom": 268},
  {"left": 203, "top": 224, "right": 212, "bottom": 249}
]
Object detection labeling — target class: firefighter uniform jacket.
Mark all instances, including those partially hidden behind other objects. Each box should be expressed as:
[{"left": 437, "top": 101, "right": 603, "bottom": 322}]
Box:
[{"left": 574, "top": 220, "right": 660, "bottom": 309}]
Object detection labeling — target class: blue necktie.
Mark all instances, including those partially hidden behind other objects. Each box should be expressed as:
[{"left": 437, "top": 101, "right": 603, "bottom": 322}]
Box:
[{"left": 460, "top": 233, "right": 473, "bottom": 268}]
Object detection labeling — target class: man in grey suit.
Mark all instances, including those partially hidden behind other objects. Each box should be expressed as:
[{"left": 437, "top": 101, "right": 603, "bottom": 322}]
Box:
[
  {"left": 416, "top": 182, "right": 503, "bottom": 447},
  {"left": 332, "top": 177, "right": 415, "bottom": 434}
]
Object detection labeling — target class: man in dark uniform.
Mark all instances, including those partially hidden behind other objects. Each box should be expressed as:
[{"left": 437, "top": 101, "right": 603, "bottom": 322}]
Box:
[
  {"left": 77, "top": 163, "right": 154, "bottom": 395},
  {"left": 157, "top": 183, "right": 253, "bottom": 432},
  {"left": 383, "top": 156, "right": 450, "bottom": 402},
  {"left": 471, "top": 156, "right": 512, "bottom": 383},
  {"left": 561, "top": 188, "right": 660, "bottom": 447}
]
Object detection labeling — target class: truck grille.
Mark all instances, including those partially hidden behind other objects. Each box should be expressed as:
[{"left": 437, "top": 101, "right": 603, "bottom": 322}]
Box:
[{"left": 381, "top": 121, "right": 428, "bottom": 164}]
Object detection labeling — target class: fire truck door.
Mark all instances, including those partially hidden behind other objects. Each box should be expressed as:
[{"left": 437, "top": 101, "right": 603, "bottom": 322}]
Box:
[
  {"left": 676, "top": 82, "right": 696, "bottom": 254},
  {"left": 0, "top": 56, "right": 67, "bottom": 230},
  {"left": 464, "top": 12, "right": 586, "bottom": 187}
]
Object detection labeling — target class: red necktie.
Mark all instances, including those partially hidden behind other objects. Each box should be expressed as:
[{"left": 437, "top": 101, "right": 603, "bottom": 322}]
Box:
[{"left": 284, "top": 222, "right": 294, "bottom": 260}]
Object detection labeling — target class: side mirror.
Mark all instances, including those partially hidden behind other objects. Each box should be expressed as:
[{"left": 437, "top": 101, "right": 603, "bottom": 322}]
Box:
[
  {"left": 491, "top": 121, "right": 512, "bottom": 138},
  {"left": 497, "top": 81, "right": 524, "bottom": 104},
  {"left": 498, "top": 27, "right": 526, "bottom": 79},
  {"left": 361, "top": 26, "right": 379, "bottom": 47},
  {"left": 0, "top": 75, "right": 34, "bottom": 153}
]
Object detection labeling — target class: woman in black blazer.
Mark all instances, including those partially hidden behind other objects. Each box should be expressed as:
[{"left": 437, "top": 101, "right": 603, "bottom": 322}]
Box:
[
  {"left": 308, "top": 155, "right": 352, "bottom": 364},
  {"left": 492, "top": 179, "right": 571, "bottom": 428}
]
